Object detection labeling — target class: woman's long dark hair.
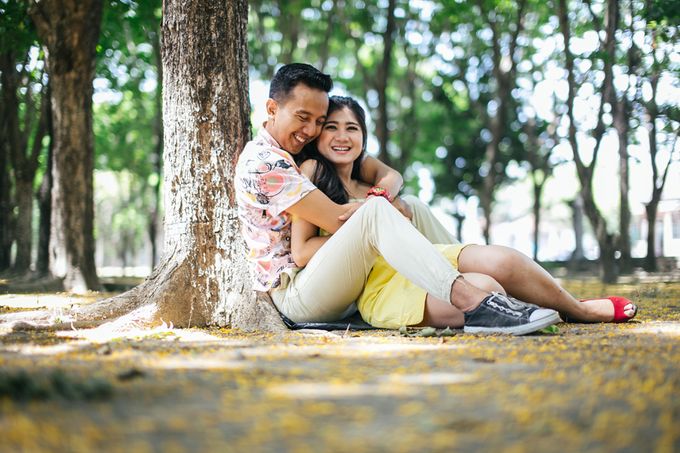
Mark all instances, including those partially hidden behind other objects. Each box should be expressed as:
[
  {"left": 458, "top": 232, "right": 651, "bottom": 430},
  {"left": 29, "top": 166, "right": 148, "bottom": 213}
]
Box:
[{"left": 296, "top": 96, "right": 368, "bottom": 204}]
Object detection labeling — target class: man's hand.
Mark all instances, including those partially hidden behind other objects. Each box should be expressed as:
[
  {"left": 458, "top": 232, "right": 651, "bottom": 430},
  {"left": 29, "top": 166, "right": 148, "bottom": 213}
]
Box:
[
  {"left": 338, "top": 201, "right": 363, "bottom": 221},
  {"left": 390, "top": 196, "right": 413, "bottom": 220}
]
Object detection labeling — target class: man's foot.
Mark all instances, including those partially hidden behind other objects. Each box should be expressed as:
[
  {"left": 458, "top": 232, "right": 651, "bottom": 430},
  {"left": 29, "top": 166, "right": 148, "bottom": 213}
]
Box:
[{"left": 463, "top": 292, "right": 560, "bottom": 336}]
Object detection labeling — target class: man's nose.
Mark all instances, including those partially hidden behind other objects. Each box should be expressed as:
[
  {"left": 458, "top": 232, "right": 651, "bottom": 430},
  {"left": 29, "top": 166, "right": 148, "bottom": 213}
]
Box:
[{"left": 302, "top": 122, "right": 319, "bottom": 137}]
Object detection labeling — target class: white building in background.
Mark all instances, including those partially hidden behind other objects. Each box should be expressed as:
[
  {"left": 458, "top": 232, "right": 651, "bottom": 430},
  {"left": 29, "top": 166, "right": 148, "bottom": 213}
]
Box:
[{"left": 630, "top": 197, "right": 680, "bottom": 260}]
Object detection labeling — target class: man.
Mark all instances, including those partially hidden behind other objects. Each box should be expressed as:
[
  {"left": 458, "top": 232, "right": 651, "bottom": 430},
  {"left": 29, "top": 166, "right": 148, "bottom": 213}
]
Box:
[{"left": 235, "top": 63, "right": 560, "bottom": 335}]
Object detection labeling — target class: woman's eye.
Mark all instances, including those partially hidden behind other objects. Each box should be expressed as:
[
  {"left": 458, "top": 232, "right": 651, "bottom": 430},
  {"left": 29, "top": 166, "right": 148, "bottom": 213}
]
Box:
[{"left": 324, "top": 125, "right": 337, "bottom": 130}]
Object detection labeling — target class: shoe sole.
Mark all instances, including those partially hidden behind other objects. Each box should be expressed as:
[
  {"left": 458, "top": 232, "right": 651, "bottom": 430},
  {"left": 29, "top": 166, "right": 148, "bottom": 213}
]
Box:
[{"left": 463, "top": 311, "right": 561, "bottom": 336}]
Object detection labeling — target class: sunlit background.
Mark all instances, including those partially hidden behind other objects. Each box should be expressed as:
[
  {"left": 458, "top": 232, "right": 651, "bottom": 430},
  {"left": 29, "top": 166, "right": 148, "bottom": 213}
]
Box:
[{"left": 4, "top": 0, "right": 679, "bottom": 279}]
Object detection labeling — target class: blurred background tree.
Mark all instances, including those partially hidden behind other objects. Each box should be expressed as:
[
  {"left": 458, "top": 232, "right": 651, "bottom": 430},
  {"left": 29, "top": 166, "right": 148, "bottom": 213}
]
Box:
[{"left": 0, "top": 0, "right": 678, "bottom": 285}]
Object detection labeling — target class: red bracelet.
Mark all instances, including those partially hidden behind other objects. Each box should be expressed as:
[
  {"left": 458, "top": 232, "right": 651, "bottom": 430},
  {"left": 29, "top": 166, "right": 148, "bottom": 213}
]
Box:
[{"left": 366, "top": 186, "right": 391, "bottom": 201}]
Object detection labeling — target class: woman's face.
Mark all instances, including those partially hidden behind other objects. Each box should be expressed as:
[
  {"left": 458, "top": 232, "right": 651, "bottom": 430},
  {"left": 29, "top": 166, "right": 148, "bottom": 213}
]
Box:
[{"left": 316, "top": 107, "right": 364, "bottom": 166}]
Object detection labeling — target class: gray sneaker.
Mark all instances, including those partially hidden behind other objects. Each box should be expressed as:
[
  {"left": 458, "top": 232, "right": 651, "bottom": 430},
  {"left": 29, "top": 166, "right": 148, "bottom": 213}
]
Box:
[{"left": 463, "top": 292, "right": 560, "bottom": 335}]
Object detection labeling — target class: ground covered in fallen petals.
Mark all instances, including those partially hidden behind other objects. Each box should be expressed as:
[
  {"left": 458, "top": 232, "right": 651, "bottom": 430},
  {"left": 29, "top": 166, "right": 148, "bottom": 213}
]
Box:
[{"left": 0, "top": 277, "right": 679, "bottom": 452}]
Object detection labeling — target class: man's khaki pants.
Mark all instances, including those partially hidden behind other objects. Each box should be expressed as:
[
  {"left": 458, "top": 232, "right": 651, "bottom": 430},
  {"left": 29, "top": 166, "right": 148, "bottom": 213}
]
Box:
[{"left": 271, "top": 197, "right": 460, "bottom": 322}]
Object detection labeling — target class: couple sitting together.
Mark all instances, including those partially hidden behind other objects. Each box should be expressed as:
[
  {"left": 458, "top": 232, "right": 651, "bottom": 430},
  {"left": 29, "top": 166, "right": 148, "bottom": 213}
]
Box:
[{"left": 234, "top": 63, "right": 637, "bottom": 335}]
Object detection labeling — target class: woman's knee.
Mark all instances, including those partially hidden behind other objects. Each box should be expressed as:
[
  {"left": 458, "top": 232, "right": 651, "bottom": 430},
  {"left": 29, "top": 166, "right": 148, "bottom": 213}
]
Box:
[{"left": 462, "top": 272, "right": 505, "bottom": 295}]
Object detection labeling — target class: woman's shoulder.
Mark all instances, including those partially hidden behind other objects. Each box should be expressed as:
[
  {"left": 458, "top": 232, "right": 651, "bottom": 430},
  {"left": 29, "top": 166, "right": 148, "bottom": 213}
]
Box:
[{"left": 299, "top": 159, "right": 320, "bottom": 178}]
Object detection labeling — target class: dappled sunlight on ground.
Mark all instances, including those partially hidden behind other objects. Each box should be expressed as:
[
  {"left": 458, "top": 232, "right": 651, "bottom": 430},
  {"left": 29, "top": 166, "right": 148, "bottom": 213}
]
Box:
[{"left": 0, "top": 278, "right": 678, "bottom": 451}]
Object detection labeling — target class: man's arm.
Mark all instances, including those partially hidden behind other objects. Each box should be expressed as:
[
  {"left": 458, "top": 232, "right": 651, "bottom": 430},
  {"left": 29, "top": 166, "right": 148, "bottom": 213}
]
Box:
[
  {"left": 286, "top": 189, "right": 361, "bottom": 234},
  {"left": 287, "top": 159, "right": 361, "bottom": 234}
]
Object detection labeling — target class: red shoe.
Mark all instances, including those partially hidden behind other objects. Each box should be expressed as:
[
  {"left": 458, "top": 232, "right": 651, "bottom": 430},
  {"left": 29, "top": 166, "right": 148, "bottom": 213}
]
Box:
[{"left": 579, "top": 296, "right": 637, "bottom": 323}]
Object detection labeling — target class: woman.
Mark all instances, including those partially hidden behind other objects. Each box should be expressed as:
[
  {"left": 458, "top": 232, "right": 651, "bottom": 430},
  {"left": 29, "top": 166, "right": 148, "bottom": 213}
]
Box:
[{"left": 292, "top": 96, "right": 637, "bottom": 329}]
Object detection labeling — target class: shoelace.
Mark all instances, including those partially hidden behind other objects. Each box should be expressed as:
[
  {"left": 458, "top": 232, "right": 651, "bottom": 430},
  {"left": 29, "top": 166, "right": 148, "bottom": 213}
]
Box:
[{"left": 490, "top": 292, "right": 527, "bottom": 311}]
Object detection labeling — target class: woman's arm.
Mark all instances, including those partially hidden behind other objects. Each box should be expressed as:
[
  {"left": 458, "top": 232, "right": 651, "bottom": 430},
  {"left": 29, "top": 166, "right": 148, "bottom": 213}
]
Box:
[
  {"left": 359, "top": 155, "right": 412, "bottom": 220},
  {"left": 359, "top": 155, "right": 403, "bottom": 200},
  {"left": 291, "top": 215, "right": 330, "bottom": 267}
]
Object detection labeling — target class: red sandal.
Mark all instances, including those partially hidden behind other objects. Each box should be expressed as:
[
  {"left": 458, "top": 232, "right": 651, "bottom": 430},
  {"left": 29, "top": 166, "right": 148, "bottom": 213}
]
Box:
[{"left": 578, "top": 296, "right": 637, "bottom": 323}]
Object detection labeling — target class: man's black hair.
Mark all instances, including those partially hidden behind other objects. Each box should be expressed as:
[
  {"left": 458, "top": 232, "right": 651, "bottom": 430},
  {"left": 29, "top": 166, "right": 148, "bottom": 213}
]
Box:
[{"left": 269, "top": 63, "right": 333, "bottom": 103}]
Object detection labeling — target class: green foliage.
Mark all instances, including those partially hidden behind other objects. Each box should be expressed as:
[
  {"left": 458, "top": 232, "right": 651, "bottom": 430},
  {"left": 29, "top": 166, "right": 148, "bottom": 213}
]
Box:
[
  {"left": 0, "top": 0, "right": 35, "bottom": 53},
  {"left": 92, "top": 0, "right": 162, "bottom": 265}
]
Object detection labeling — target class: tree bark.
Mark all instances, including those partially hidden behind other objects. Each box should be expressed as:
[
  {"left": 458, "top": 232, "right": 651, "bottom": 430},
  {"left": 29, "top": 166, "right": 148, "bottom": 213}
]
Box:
[
  {"left": 65, "top": 0, "right": 285, "bottom": 332},
  {"left": 476, "top": 0, "right": 526, "bottom": 245},
  {"left": 149, "top": 27, "right": 163, "bottom": 270},
  {"left": 615, "top": 99, "right": 632, "bottom": 273},
  {"left": 29, "top": 0, "right": 102, "bottom": 292},
  {"left": 569, "top": 196, "right": 585, "bottom": 267},
  {"left": 558, "top": 0, "right": 619, "bottom": 282},
  {"left": 641, "top": 18, "right": 673, "bottom": 273},
  {"left": 375, "top": 0, "right": 397, "bottom": 166},
  {"left": 0, "top": 52, "right": 16, "bottom": 271},
  {"left": 36, "top": 133, "right": 53, "bottom": 277}
]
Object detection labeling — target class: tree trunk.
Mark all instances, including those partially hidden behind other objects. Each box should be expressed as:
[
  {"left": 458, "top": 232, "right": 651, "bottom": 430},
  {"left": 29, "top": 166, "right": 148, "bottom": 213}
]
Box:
[
  {"left": 475, "top": 0, "right": 526, "bottom": 246},
  {"left": 615, "top": 105, "right": 632, "bottom": 273},
  {"left": 375, "top": 0, "right": 396, "bottom": 166},
  {"left": 11, "top": 82, "right": 48, "bottom": 274},
  {"left": 479, "top": 188, "right": 492, "bottom": 245},
  {"left": 13, "top": 179, "right": 33, "bottom": 272},
  {"left": 36, "top": 139, "right": 52, "bottom": 276},
  {"left": 68, "top": 0, "right": 284, "bottom": 332},
  {"left": 0, "top": 52, "right": 15, "bottom": 271},
  {"left": 568, "top": 196, "right": 585, "bottom": 269},
  {"left": 29, "top": 0, "right": 102, "bottom": 292},
  {"left": 558, "top": 0, "right": 619, "bottom": 283},
  {"left": 644, "top": 202, "right": 658, "bottom": 272},
  {"left": 149, "top": 28, "right": 163, "bottom": 270},
  {"left": 532, "top": 179, "right": 544, "bottom": 262}
]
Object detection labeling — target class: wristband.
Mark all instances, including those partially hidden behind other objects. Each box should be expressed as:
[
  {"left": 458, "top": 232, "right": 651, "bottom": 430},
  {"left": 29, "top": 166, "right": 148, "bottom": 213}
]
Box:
[{"left": 366, "top": 186, "right": 391, "bottom": 201}]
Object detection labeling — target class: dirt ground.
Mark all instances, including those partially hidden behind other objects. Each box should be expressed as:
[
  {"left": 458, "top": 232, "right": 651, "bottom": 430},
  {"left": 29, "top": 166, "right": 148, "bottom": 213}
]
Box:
[{"left": 0, "top": 277, "right": 678, "bottom": 452}]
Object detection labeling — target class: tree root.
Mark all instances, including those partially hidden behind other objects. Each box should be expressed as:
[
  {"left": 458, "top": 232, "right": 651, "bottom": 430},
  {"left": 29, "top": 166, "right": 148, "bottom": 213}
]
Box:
[{"left": 0, "top": 257, "right": 287, "bottom": 334}]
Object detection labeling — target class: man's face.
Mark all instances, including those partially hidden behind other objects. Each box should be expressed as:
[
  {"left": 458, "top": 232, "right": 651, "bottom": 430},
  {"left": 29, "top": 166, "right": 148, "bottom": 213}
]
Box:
[{"left": 265, "top": 84, "right": 329, "bottom": 154}]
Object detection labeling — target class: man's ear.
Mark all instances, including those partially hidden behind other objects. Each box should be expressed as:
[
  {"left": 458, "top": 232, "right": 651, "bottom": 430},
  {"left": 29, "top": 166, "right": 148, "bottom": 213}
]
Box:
[{"left": 265, "top": 98, "right": 278, "bottom": 118}]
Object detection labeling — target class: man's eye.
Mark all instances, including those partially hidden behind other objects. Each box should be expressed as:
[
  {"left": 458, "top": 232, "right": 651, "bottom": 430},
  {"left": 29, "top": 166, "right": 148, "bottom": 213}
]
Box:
[{"left": 297, "top": 115, "right": 308, "bottom": 122}]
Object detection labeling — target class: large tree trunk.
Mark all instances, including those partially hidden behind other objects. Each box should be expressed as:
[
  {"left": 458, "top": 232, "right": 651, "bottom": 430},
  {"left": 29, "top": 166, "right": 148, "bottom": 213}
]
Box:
[
  {"left": 0, "top": 52, "right": 16, "bottom": 271},
  {"left": 29, "top": 0, "right": 102, "bottom": 292},
  {"left": 59, "top": 0, "right": 285, "bottom": 332}
]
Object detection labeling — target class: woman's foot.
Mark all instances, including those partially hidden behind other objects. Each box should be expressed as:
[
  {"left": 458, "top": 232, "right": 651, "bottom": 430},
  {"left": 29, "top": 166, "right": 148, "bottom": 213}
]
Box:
[
  {"left": 580, "top": 296, "right": 637, "bottom": 322},
  {"left": 563, "top": 296, "right": 637, "bottom": 323}
]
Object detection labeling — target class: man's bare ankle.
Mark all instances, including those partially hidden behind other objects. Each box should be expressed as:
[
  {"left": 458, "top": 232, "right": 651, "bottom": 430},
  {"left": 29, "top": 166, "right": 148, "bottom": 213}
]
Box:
[{"left": 450, "top": 276, "right": 488, "bottom": 312}]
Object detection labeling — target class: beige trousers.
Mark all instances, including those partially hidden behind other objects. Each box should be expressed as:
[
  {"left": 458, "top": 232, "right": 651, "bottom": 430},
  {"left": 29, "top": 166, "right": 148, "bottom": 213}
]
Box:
[
  {"left": 271, "top": 197, "right": 460, "bottom": 322},
  {"left": 400, "top": 195, "right": 458, "bottom": 245}
]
